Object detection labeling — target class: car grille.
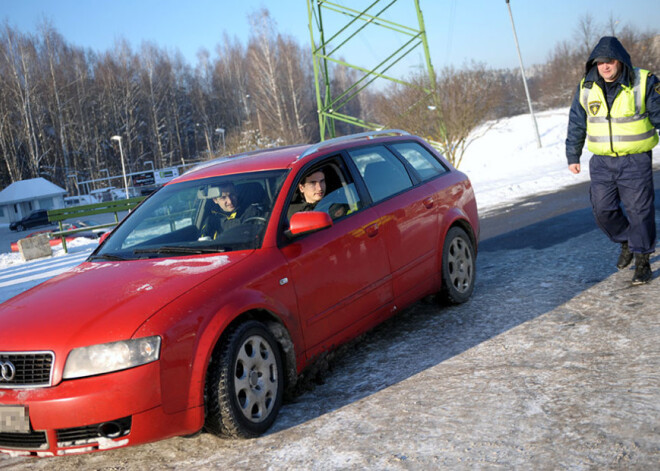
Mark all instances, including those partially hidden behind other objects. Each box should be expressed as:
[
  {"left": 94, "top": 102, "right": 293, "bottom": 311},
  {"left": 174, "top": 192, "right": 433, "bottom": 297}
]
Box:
[
  {"left": 0, "top": 431, "right": 48, "bottom": 450},
  {"left": 0, "top": 352, "right": 54, "bottom": 388}
]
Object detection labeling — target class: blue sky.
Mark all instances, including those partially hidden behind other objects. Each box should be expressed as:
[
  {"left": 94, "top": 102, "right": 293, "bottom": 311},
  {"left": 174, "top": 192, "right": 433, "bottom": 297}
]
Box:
[{"left": 2, "top": 0, "right": 659, "bottom": 75}]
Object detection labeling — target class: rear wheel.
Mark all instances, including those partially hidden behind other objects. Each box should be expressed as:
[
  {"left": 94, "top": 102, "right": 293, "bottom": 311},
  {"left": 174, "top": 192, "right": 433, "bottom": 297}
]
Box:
[
  {"left": 205, "top": 321, "right": 284, "bottom": 438},
  {"left": 439, "top": 226, "right": 475, "bottom": 304}
]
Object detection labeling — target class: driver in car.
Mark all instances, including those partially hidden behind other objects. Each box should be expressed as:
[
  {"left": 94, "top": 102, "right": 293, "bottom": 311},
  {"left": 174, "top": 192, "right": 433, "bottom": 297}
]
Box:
[{"left": 201, "top": 182, "right": 263, "bottom": 240}]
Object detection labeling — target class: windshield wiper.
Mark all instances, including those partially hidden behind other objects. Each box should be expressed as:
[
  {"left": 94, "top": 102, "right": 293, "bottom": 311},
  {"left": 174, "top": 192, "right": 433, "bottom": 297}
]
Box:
[
  {"left": 89, "top": 253, "right": 128, "bottom": 261},
  {"left": 133, "top": 246, "right": 226, "bottom": 255}
]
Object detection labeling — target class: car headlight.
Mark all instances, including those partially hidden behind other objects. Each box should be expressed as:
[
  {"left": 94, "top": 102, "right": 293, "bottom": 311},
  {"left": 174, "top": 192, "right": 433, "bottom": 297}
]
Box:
[{"left": 63, "top": 336, "right": 161, "bottom": 379}]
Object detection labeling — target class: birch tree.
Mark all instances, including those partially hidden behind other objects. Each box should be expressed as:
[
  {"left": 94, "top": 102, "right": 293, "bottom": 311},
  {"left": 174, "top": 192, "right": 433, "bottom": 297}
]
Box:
[{"left": 0, "top": 25, "right": 44, "bottom": 178}]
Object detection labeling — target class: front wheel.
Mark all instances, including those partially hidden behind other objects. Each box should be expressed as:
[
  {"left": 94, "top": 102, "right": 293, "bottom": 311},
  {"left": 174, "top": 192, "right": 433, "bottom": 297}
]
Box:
[
  {"left": 439, "top": 226, "right": 475, "bottom": 304},
  {"left": 205, "top": 321, "right": 284, "bottom": 438}
]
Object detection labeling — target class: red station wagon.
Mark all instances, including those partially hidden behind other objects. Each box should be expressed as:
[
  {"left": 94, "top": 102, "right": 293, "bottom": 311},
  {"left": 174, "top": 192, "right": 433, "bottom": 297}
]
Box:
[{"left": 0, "top": 130, "right": 479, "bottom": 456}]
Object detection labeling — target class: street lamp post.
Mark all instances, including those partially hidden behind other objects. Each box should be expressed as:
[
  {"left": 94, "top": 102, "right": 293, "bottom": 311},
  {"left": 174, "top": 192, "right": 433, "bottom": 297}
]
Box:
[
  {"left": 505, "top": 0, "right": 542, "bottom": 148},
  {"left": 111, "top": 135, "right": 130, "bottom": 199}
]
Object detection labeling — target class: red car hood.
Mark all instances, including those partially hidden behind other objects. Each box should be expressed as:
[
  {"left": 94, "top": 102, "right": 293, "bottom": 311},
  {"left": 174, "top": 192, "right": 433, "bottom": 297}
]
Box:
[{"left": 0, "top": 252, "right": 251, "bottom": 351}]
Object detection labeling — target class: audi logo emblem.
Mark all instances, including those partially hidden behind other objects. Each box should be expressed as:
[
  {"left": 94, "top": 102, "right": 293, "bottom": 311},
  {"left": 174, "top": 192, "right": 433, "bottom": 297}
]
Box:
[{"left": 0, "top": 361, "right": 16, "bottom": 381}]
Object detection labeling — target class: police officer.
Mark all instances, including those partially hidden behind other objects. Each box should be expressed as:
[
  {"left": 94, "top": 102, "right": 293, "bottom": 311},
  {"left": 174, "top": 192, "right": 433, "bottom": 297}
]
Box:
[{"left": 566, "top": 36, "right": 660, "bottom": 285}]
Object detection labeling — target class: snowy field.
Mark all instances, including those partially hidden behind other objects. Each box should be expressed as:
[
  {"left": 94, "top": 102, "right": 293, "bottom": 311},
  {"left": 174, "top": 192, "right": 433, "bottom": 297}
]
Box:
[{"left": 0, "top": 107, "right": 593, "bottom": 302}]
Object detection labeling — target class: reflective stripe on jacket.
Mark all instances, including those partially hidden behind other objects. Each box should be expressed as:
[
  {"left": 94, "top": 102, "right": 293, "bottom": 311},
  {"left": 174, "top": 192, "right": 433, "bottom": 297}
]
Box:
[{"left": 579, "top": 68, "right": 659, "bottom": 156}]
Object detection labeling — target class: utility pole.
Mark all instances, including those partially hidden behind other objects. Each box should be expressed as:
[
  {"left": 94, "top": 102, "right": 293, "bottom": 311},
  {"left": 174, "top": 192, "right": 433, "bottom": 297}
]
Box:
[
  {"left": 307, "top": 0, "right": 437, "bottom": 140},
  {"left": 506, "top": 0, "right": 542, "bottom": 148}
]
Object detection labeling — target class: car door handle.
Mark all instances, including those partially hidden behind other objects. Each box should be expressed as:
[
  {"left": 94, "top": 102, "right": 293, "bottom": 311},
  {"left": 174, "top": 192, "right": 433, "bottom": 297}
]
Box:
[
  {"left": 365, "top": 223, "right": 379, "bottom": 237},
  {"left": 423, "top": 197, "right": 434, "bottom": 209}
]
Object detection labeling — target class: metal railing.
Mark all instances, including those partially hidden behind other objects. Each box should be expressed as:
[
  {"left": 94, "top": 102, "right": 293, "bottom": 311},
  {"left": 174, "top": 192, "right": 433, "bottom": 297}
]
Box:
[{"left": 47, "top": 197, "right": 146, "bottom": 253}]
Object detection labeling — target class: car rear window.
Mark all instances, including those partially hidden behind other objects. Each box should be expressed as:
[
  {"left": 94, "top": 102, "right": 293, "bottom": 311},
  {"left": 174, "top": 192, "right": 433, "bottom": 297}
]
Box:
[{"left": 390, "top": 142, "right": 448, "bottom": 180}]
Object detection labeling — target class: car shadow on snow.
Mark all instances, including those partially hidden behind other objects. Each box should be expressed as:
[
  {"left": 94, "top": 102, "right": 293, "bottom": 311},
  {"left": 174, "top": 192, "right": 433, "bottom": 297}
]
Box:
[{"left": 268, "top": 204, "right": 639, "bottom": 434}]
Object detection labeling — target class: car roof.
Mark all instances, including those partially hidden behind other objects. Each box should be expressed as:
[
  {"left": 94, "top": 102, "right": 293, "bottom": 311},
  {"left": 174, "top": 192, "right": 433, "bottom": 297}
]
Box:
[
  {"left": 172, "top": 144, "right": 308, "bottom": 184},
  {"left": 171, "top": 129, "right": 415, "bottom": 184}
]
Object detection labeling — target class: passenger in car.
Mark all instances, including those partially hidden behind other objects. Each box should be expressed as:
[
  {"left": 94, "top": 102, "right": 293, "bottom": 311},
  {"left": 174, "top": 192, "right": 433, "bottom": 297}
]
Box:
[
  {"left": 287, "top": 169, "right": 326, "bottom": 218},
  {"left": 201, "top": 182, "right": 263, "bottom": 239}
]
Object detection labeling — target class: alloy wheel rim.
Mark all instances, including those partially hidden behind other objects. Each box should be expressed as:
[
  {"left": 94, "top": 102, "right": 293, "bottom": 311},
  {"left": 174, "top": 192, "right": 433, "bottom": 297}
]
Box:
[
  {"left": 448, "top": 236, "right": 473, "bottom": 293},
  {"left": 233, "top": 335, "right": 279, "bottom": 423}
]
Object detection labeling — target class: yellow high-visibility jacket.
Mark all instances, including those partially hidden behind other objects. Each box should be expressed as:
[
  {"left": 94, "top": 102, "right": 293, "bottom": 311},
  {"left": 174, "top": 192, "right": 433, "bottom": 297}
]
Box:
[{"left": 579, "top": 68, "right": 659, "bottom": 156}]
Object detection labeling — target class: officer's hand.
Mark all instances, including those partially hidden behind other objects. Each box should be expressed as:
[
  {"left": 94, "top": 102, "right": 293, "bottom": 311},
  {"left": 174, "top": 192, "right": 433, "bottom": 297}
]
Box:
[{"left": 568, "top": 164, "right": 581, "bottom": 174}]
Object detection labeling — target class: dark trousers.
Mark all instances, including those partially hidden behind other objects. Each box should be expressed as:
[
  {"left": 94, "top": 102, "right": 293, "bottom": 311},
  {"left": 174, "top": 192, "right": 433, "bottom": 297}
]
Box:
[{"left": 589, "top": 152, "right": 656, "bottom": 254}]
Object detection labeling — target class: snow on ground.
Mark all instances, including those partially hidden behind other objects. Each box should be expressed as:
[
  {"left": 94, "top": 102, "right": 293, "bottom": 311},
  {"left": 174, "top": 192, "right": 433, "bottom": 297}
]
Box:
[
  {"left": 0, "top": 107, "right": 616, "bottom": 303},
  {"left": 0, "top": 239, "right": 95, "bottom": 302},
  {"left": 460, "top": 108, "right": 590, "bottom": 215}
]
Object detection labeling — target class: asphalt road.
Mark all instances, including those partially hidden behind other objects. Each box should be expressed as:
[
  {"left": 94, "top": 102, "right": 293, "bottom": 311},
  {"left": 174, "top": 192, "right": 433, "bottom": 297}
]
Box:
[{"left": 479, "top": 167, "right": 660, "bottom": 242}]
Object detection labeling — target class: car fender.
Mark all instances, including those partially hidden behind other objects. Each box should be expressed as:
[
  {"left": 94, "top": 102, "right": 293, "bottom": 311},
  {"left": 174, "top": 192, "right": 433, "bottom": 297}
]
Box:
[
  {"left": 134, "top": 266, "right": 300, "bottom": 416},
  {"left": 184, "top": 286, "right": 301, "bottom": 413},
  {"left": 440, "top": 207, "right": 478, "bottom": 251}
]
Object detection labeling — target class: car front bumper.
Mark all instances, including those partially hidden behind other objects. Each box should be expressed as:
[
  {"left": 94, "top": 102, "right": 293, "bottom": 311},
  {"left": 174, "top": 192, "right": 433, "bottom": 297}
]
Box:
[{"left": 0, "top": 362, "right": 203, "bottom": 456}]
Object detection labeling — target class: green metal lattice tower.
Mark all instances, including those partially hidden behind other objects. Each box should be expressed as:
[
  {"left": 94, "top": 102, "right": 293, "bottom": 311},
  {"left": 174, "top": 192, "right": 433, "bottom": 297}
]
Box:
[{"left": 307, "top": 0, "right": 437, "bottom": 140}]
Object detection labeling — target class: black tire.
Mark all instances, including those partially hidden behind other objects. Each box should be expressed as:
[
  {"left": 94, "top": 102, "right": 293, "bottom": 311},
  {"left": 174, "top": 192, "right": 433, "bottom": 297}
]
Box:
[
  {"left": 205, "top": 321, "right": 284, "bottom": 438},
  {"left": 439, "top": 226, "right": 475, "bottom": 304}
]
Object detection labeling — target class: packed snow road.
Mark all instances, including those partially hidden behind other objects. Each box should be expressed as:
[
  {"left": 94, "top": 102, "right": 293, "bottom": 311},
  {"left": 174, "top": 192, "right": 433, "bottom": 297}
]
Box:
[{"left": 5, "top": 200, "right": 660, "bottom": 470}]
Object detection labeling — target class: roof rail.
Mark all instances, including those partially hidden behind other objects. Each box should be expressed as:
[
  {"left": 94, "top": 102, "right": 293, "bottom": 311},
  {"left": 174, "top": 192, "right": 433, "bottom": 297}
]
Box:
[{"left": 298, "top": 129, "right": 410, "bottom": 160}]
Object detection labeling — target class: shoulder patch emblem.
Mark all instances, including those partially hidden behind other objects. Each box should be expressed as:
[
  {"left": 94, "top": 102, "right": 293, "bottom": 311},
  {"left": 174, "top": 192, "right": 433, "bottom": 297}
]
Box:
[
  {"left": 654, "top": 83, "right": 660, "bottom": 96},
  {"left": 588, "top": 101, "right": 602, "bottom": 115}
]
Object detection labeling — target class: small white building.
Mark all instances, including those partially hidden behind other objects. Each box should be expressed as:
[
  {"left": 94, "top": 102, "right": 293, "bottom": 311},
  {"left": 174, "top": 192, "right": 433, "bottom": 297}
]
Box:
[{"left": 0, "top": 178, "right": 66, "bottom": 226}]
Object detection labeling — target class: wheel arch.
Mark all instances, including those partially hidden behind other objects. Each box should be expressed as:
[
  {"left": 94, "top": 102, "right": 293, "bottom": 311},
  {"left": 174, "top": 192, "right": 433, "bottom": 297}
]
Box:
[
  {"left": 137, "top": 285, "right": 301, "bottom": 423},
  {"left": 441, "top": 209, "right": 478, "bottom": 256},
  {"left": 185, "top": 292, "right": 301, "bottom": 411},
  {"left": 206, "top": 309, "right": 299, "bottom": 399}
]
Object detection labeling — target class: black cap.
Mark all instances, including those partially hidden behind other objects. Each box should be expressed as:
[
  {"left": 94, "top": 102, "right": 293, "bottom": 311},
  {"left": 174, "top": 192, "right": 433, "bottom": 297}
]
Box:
[{"left": 593, "top": 56, "right": 613, "bottom": 63}]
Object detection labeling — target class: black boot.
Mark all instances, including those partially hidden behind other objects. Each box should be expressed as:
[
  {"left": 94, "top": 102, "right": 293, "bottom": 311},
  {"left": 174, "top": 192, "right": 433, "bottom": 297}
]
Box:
[
  {"left": 616, "top": 242, "right": 633, "bottom": 269},
  {"left": 631, "top": 253, "right": 652, "bottom": 285}
]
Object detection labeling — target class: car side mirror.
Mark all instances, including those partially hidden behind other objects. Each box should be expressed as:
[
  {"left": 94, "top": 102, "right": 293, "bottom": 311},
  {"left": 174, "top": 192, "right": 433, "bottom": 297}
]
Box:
[
  {"left": 99, "top": 230, "right": 112, "bottom": 245},
  {"left": 286, "top": 211, "right": 333, "bottom": 238}
]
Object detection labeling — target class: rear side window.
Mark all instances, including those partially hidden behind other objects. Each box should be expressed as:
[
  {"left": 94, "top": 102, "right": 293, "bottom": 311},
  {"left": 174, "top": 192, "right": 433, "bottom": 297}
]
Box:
[
  {"left": 390, "top": 142, "right": 448, "bottom": 181},
  {"left": 347, "top": 146, "right": 413, "bottom": 203}
]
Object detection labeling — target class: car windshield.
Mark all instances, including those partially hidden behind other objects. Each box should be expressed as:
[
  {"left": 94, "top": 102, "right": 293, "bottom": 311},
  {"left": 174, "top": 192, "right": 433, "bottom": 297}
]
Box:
[{"left": 92, "top": 170, "right": 287, "bottom": 260}]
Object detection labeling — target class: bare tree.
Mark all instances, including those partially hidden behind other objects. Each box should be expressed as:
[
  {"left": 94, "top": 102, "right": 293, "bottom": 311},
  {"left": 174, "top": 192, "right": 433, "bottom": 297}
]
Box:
[
  {"left": 39, "top": 22, "right": 78, "bottom": 188},
  {"left": 0, "top": 24, "right": 45, "bottom": 178},
  {"left": 138, "top": 42, "right": 173, "bottom": 168},
  {"left": 617, "top": 27, "right": 660, "bottom": 72},
  {"left": 605, "top": 13, "right": 621, "bottom": 37},
  {"left": 277, "top": 35, "right": 315, "bottom": 143},
  {"left": 190, "top": 48, "right": 217, "bottom": 157},
  {"left": 574, "top": 13, "right": 600, "bottom": 58},
  {"left": 535, "top": 40, "right": 583, "bottom": 109},
  {"left": 214, "top": 35, "right": 250, "bottom": 129},
  {"left": 375, "top": 63, "right": 499, "bottom": 169},
  {"left": 94, "top": 40, "right": 141, "bottom": 178},
  {"left": 247, "top": 9, "right": 287, "bottom": 142}
]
